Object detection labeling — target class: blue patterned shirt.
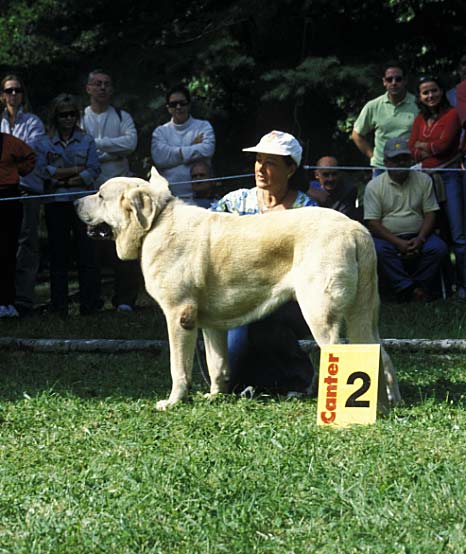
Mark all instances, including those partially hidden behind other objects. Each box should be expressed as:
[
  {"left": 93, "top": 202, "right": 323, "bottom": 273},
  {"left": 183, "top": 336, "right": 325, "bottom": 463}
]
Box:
[{"left": 211, "top": 187, "right": 316, "bottom": 214}]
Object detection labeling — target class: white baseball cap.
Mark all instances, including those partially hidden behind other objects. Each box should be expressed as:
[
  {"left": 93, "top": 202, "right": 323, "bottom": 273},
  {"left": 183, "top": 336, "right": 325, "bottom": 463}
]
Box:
[{"left": 242, "top": 130, "right": 303, "bottom": 165}]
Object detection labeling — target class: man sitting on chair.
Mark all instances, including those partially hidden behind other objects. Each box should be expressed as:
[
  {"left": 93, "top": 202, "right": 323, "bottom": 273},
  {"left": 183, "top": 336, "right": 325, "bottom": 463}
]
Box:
[{"left": 364, "top": 137, "right": 448, "bottom": 301}]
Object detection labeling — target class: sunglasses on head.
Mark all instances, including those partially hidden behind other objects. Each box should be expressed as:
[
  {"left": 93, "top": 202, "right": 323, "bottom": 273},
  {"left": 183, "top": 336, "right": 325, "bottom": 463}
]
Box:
[
  {"left": 3, "top": 87, "right": 23, "bottom": 94},
  {"left": 167, "top": 100, "right": 189, "bottom": 108},
  {"left": 57, "top": 110, "right": 78, "bottom": 119},
  {"left": 385, "top": 76, "right": 403, "bottom": 83}
]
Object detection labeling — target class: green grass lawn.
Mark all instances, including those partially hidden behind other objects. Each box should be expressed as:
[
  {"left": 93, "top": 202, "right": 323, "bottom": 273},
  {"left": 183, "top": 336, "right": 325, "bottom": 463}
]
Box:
[{"left": 0, "top": 296, "right": 465, "bottom": 553}]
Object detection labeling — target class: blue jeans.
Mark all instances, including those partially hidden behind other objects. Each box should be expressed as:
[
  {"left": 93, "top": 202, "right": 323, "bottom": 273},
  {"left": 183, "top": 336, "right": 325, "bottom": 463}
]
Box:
[
  {"left": 227, "top": 302, "right": 314, "bottom": 394},
  {"left": 442, "top": 169, "right": 466, "bottom": 287},
  {"left": 373, "top": 233, "right": 448, "bottom": 294}
]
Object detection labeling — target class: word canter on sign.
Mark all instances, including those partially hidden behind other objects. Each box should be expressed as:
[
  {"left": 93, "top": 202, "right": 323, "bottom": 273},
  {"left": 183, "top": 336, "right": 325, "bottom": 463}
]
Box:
[{"left": 320, "top": 352, "right": 339, "bottom": 424}]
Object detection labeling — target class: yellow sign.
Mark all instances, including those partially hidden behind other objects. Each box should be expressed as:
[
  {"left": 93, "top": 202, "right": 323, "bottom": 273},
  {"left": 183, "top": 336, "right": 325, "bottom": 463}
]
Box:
[{"left": 316, "top": 345, "right": 381, "bottom": 427}]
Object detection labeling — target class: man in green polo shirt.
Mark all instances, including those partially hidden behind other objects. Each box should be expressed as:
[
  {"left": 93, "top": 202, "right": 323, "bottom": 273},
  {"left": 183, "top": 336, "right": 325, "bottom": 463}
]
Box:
[
  {"left": 364, "top": 137, "right": 448, "bottom": 301},
  {"left": 352, "top": 61, "right": 418, "bottom": 171}
]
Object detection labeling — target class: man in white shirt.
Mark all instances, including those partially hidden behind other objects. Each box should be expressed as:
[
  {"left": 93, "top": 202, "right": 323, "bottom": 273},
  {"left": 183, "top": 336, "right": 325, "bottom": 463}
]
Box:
[
  {"left": 82, "top": 69, "right": 140, "bottom": 312},
  {"left": 151, "top": 84, "right": 215, "bottom": 202}
]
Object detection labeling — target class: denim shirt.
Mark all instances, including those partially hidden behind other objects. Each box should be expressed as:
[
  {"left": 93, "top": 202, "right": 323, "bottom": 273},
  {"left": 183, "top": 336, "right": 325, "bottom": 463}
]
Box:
[
  {"left": 36, "top": 128, "right": 101, "bottom": 202},
  {"left": 1, "top": 108, "right": 45, "bottom": 193}
]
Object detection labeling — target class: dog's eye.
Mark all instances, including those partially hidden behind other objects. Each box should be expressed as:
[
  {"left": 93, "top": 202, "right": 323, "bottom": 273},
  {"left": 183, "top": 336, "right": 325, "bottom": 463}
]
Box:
[{"left": 98, "top": 193, "right": 103, "bottom": 200}]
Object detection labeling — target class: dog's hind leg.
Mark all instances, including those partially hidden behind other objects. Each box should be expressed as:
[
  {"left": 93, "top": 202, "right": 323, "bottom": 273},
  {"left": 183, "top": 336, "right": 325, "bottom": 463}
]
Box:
[
  {"left": 156, "top": 307, "right": 198, "bottom": 410},
  {"left": 202, "top": 327, "right": 230, "bottom": 396},
  {"left": 345, "top": 234, "right": 402, "bottom": 406},
  {"left": 346, "top": 303, "right": 402, "bottom": 406},
  {"left": 295, "top": 286, "right": 343, "bottom": 395}
]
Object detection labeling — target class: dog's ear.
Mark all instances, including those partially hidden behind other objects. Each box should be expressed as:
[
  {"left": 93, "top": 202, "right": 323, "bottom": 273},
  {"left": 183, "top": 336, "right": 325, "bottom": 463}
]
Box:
[
  {"left": 121, "top": 187, "right": 156, "bottom": 231},
  {"left": 150, "top": 166, "right": 170, "bottom": 191}
]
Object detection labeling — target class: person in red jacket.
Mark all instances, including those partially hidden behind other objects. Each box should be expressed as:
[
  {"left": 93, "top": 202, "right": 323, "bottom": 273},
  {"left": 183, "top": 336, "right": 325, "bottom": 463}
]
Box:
[
  {"left": 0, "top": 133, "right": 36, "bottom": 317},
  {"left": 408, "top": 76, "right": 464, "bottom": 297}
]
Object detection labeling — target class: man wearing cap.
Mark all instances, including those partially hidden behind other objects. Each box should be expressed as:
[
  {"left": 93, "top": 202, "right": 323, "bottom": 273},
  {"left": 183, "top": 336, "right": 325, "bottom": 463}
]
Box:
[
  {"left": 352, "top": 61, "right": 418, "bottom": 174},
  {"left": 364, "top": 137, "right": 448, "bottom": 301}
]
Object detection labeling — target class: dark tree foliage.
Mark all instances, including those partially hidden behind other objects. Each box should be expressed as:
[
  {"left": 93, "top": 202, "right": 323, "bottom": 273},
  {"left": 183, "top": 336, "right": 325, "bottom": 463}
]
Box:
[{"left": 1, "top": 0, "right": 465, "bottom": 174}]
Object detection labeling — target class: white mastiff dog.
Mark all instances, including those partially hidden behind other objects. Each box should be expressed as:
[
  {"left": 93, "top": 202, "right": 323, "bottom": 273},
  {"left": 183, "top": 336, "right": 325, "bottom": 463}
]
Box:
[{"left": 75, "top": 170, "right": 401, "bottom": 410}]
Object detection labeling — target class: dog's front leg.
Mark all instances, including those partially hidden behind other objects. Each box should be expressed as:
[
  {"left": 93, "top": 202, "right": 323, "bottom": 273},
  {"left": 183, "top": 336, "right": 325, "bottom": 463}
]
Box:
[
  {"left": 202, "top": 327, "right": 230, "bottom": 396},
  {"left": 156, "top": 309, "right": 198, "bottom": 411}
]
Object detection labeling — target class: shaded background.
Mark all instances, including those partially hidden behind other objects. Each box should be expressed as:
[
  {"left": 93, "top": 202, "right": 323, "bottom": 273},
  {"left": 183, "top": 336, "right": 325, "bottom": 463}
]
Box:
[{"left": 1, "top": 0, "right": 465, "bottom": 180}]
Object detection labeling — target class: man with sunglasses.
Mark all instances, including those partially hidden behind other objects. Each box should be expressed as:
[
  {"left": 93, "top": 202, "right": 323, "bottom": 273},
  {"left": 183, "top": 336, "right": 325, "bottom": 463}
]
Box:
[
  {"left": 82, "top": 69, "right": 140, "bottom": 313},
  {"left": 352, "top": 62, "right": 418, "bottom": 174},
  {"left": 151, "top": 84, "right": 215, "bottom": 202}
]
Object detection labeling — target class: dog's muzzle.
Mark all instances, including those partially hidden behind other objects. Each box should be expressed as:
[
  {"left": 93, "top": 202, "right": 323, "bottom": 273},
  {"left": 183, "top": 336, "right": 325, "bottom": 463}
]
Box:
[{"left": 86, "top": 223, "right": 114, "bottom": 240}]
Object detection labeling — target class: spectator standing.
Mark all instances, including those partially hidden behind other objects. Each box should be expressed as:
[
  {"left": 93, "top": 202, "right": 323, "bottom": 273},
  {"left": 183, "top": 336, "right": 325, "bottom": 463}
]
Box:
[
  {"left": 0, "top": 132, "right": 35, "bottom": 317},
  {"left": 408, "top": 76, "right": 464, "bottom": 297},
  {"left": 1, "top": 74, "right": 45, "bottom": 317},
  {"left": 151, "top": 84, "right": 215, "bottom": 202},
  {"left": 364, "top": 137, "right": 448, "bottom": 302},
  {"left": 307, "top": 155, "right": 359, "bottom": 219},
  {"left": 82, "top": 69, "right": 140, "bottom": 312},
  {"left": 352, "top": 62, "right": 418, "bottom": 174},
  {"left": 37, "top": 93, "right": 101, "bottom": 317}
]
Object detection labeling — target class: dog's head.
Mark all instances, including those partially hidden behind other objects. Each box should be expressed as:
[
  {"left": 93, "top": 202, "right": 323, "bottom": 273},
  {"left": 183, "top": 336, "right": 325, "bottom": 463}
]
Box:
[{"left": 75, "top": 168, "right": 172, "bottom": 260}]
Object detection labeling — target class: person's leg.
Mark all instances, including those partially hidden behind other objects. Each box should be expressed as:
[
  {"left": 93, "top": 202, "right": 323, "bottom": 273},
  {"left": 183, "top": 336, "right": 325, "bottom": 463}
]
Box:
[
  {"left": 410, "top": 234, "right": 449, "bottom": 294},
  {"left": 373, "top": 237, "right": 413, "bottom": 293},
  {"left": 227, "top": 303, "right": 314, "bottom": 395},
  {"left": 72, "top": 206, "right": 102, "bottom": 314},
  {"left": 15, "top": 196, "right": 41, "bottom": 313},
  {"left": 442, "top": 170, "right": 465, "bottom": 290},
  {"left": 0, "top": 193, "right": 22, "bottom": 308},
  {"left": 111, "top": 242, "right": 141, "bottom": 309},
  {"left": 249, "top": 303, "right": 314, "bottom": 393},
  {"left": 44, "top": 202, "right": 70, "bottom": 314},
  {"left": 227, "top": 325, "right": 252, "bottom": 393}
]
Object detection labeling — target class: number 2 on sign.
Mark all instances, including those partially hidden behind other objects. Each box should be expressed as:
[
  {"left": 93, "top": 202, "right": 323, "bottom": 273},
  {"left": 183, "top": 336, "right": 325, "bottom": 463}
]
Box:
[{"left": 317, "top": 345, "right": 380, "bottom": 427}]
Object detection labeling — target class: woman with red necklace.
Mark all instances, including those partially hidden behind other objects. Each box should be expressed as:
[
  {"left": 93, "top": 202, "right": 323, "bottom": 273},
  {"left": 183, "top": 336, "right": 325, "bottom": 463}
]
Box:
[{"left": 408, "top": 76, "right": 464, "bottom": 297}]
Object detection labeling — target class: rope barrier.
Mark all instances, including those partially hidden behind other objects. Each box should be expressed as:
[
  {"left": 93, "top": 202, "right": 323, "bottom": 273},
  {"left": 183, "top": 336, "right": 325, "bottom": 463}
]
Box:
[
  {"left": 1, "top": 337, "right": 466, "bottom": 354},
  {"left": 0, "top": 163, "right": 464, "bottom": 202}
]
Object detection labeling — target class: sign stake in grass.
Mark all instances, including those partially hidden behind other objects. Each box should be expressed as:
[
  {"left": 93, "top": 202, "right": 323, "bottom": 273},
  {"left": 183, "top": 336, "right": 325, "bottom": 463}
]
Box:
[{"left": 317, "top": 344, "right": 383, "bottom": 427}]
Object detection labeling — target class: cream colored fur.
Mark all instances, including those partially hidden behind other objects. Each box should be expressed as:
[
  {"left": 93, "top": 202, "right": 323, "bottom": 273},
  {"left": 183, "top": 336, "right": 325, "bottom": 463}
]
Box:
[{"left": 75, "top": 169, "right": 401, "bottom": 410}]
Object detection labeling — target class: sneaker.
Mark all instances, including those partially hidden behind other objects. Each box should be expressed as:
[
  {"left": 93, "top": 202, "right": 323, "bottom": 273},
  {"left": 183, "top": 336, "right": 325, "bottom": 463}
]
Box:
[
  {"left": 117, "top": 304, "right": 133, "bottom": 313},
  {"left": 239, "top": 385, "right": 255, "bottom": 399},
  {"left": 0, "top": 305, "right": 9, "bottom": 318},
  {"left": 6, "top": 305, "right": 19, "bottom": 317}
]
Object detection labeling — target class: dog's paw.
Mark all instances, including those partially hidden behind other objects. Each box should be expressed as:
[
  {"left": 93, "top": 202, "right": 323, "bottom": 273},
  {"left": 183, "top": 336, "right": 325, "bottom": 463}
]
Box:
[
  {"left": 203, "top": 392, "right": 229, "bottom": 403},
  {"left": 156, "top": 399, "right": 176, "bottom": 411}
]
